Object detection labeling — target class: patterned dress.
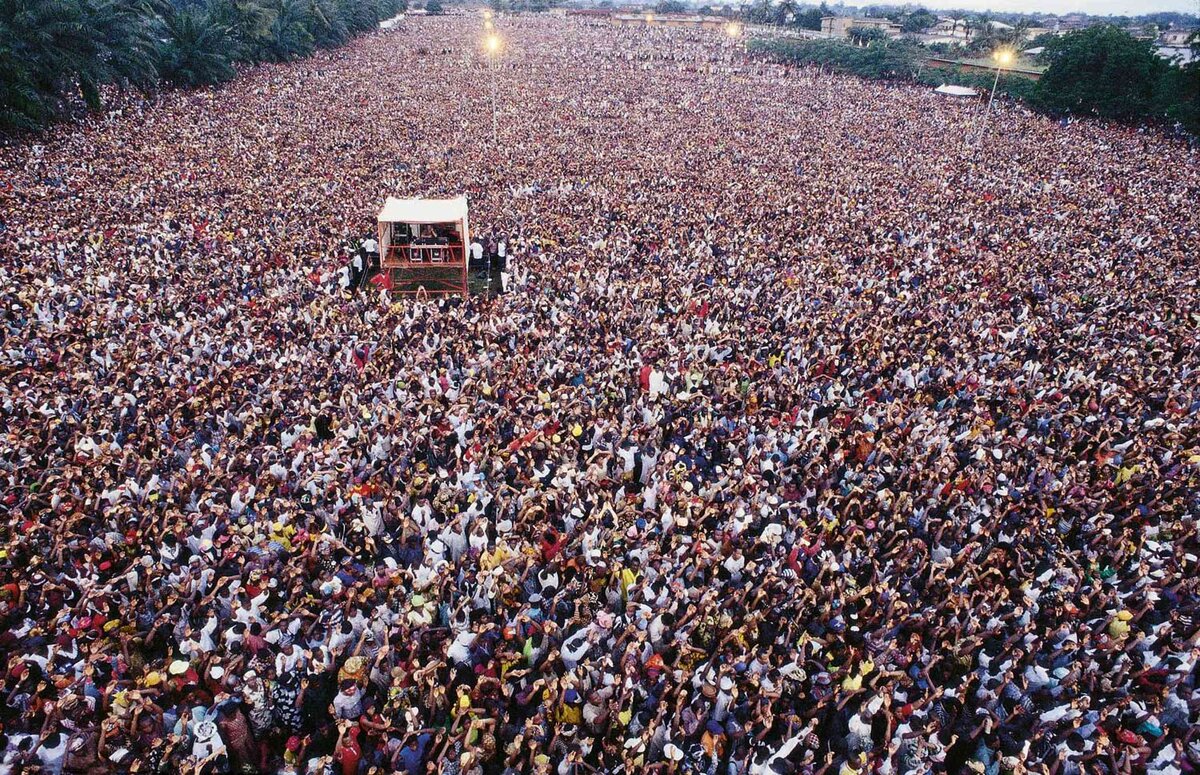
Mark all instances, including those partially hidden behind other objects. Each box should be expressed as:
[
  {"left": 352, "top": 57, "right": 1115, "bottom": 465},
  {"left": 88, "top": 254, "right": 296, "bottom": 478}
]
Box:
[
  {"left": 272, "top": 677, "right": 305, "bottom": 733},
  {"left": 242, "top": 681, "right": 274, "bottom": 737}
]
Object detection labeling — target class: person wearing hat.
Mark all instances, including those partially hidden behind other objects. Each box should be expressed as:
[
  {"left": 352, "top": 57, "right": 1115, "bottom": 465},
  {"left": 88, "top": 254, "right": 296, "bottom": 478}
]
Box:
[{"left": 190, "top": 718, "right": 226, "bottom": 762}]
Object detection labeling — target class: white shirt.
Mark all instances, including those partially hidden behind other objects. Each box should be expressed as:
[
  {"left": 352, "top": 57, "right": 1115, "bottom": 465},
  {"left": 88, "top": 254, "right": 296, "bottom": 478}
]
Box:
[{"left": 447, "top": 630, "right": 476, "bottom": 664}]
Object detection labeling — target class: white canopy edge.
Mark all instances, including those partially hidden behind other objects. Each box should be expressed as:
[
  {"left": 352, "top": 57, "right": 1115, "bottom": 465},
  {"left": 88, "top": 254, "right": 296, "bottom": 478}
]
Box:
[
  {"left": 378, "top": 196, "right": 469, "bottom": 224},
  {"left": 934, "top": 84, "right": 979, "bottom": 97}
]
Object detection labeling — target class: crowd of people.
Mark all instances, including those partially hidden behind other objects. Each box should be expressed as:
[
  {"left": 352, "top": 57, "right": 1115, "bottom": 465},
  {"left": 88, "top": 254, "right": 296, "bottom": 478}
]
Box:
[{"left": 0, "top": 12, "right": 1198, "bottom": 775}]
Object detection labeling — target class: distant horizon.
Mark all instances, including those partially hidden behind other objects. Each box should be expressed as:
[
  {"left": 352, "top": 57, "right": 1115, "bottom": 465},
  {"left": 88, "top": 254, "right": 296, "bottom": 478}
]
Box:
[
  {"left": 677, "top": 0, "right": 1200, "bottom": 19},
  {"left": 887, "top": 0, "right": 1198, "bottom": 17}
]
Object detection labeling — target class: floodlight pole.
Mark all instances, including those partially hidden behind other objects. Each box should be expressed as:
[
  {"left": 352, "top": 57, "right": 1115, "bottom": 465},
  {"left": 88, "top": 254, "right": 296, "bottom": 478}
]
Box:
[
  {"left": 973, "top": 59, "right": 1007, "bottom": 147},
  {"left": 489, "top": 52, "right": 499, "bottom": 143},
  {"left": 986, "top": 64, "right": 1003, "bottom": 119}
]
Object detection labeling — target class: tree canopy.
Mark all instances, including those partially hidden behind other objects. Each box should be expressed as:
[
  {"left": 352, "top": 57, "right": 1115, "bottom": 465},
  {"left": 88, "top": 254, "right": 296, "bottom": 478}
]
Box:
[
  {"left": 0, "top": 0, "right": 404, "bottom": 133},
  {"left": 1032, "top": 25, "right": 1173, "bottom": 123},
  {"left": 898, "top": 9, "right": 938, "bottom": 34}
]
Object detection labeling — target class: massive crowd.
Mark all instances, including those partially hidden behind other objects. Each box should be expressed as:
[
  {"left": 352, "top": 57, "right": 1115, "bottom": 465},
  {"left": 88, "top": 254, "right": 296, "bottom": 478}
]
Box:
[{"left": 1, "top": 13, "right": 1199, "bottom": 775}]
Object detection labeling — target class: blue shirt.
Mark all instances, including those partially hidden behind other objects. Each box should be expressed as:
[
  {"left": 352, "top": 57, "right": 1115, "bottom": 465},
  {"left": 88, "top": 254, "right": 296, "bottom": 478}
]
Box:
[{"left": 398, "top": 733, "right": 432, "bottom": 774}]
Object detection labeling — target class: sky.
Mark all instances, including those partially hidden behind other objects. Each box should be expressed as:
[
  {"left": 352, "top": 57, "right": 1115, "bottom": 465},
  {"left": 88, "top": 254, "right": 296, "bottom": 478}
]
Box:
[{"left": 882, "top": 0, "right": 1198, "bottom": 15}]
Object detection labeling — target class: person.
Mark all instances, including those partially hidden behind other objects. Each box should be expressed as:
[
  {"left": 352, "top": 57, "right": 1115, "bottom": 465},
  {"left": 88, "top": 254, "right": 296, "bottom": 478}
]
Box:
[{"left": 350, "top": 249, "right": 365, "bottom": 289}]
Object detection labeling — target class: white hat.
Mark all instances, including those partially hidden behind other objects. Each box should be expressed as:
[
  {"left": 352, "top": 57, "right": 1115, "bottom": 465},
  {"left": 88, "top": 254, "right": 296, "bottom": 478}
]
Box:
[
  {"left": 168, "top": 659, "right": 190, "bottom": 676},
  {"left": 664, "top": 743, "right": 684, "bottom": 761}
]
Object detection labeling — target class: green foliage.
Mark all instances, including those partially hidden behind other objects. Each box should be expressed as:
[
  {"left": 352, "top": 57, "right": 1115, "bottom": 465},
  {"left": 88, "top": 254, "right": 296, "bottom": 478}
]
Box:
[
  {"left": 743, "top": 0, "right": 774, "bottom": 26},
  {"left": 744, "top": 1, "right": 827, "bottom": 31},
  {"left": 750, "top": 37, "right": 923, "bottom": 80},
  {"left": 160, "top": 4, "right": 237, "bottom": 88},
  {"left": 0, "top": 0, "right": 102, "bottom": 121},
  {"left": 208, "top": 0, "right": 278, "bottom": 62},
  {"left": 424, "top": 0, "right": 443, "bottom": 14},
  {"left": 847, "top": 25, "right": 888, "bottom": 45},
  {"left": 265, "top": 0, "right": 315, "bottom": 60},
  {"left": 967, "top": 18, "right": 1029, "bottom": 55},
  {"left": 0, "top": 0, "right": 401, "bottom": 133},
  {"left": 1031, "top": 25, "right": 1170, "bottom": 122},
  {"left": 656, "top": 0, "right": 687, "bottom": 13},
  {"left": 899, "top": 9, "right": 937, "bottom": 34},
  {"left": 794, "top": 7, "right": 823, "bottom": 31},
  {"left": 1159, "top": 31, "right": 1200, "bottom": 134}
]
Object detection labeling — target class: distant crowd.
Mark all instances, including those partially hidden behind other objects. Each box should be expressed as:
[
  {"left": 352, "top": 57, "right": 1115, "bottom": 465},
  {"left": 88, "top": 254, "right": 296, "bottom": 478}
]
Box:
[{"left": 0, "top": 13, "right": 1198, "bottom": 775}]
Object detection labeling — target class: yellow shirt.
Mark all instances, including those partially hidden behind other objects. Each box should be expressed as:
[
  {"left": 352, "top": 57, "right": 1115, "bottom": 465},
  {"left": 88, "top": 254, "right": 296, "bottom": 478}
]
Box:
[
  {"left": 620, "top": 568, "right": 639, "bottom": 597},
  {"left": 481, "top": 545, "right": 510, "bottom": 571}
]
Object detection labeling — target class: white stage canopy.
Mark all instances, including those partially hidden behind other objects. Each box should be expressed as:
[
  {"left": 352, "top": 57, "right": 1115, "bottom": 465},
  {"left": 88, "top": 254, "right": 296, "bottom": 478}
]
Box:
[{"left": 378, "top": 196, "right": 469, "bottom": 224}]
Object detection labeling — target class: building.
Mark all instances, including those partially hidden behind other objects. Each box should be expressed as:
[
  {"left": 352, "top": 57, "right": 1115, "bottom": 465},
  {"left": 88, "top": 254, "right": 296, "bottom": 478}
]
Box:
[
  {"left": 1160, "top": 29, "right": 1196, "bottom": 46},
  {"left": 820, "top": 16, "right": 901, "bottom": 40},
  {"left": 926, "top": 17, "right": 973, "bottom": 40},
  {"left": 1056, "top": 14, "right": 1091, "bottom": 31}
]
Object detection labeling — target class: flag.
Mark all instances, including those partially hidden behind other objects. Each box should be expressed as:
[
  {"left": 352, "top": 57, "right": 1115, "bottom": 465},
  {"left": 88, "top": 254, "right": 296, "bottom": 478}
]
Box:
[{"left": 370, "top": 272, "right": 393, "bottom": 291}]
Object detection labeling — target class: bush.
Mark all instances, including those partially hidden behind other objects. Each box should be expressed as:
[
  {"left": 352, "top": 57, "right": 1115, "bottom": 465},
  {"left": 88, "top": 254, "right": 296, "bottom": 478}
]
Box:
[{"left": 749, "top": 37, "right": 923, "bottom": 81}]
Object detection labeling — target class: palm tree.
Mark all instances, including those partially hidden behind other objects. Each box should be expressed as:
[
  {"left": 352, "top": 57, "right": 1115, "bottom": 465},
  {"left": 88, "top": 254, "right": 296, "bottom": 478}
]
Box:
[
  {"left": 0, "top": 16, "right": 52, "bottom": 129},
  {"left": 775, "top": 0, "right": 796, "bottom": 27},
  {"left": 82, "top": 0, "right": 163, "bottom": 99},
  {"left": 265, "top": 0, "right": 315, "bottom": 60},
  {"left": 309, "top": 0, "right": 350, "bottom": 48},
  {"left": 161, "top": 4, "right": 236, "bottom": 87},
  {"left": 208, "top": 0, "right": 279, "bottom": 62}
]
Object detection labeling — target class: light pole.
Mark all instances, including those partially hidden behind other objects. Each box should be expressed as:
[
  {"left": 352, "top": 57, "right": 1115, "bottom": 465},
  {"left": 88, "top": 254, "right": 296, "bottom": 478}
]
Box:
[
  {"left": 976, "top": 48, "right": 1014, "bottom": 144},
  {"left": 485, "top": 34, "right": 501, "bottom": 143}
]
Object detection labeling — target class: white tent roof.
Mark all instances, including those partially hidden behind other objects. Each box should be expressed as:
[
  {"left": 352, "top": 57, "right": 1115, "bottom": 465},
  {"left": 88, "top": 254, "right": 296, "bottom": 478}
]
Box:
[
  {"left": 378, "top": 196, "right": 468, "bottom": 224},
  {"left": 934, "top": 84, "right": 979, "bottom": 97}
]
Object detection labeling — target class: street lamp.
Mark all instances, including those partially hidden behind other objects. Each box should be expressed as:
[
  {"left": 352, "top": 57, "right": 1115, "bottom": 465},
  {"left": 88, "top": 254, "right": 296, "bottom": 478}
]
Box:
[
  {"left": 975, "top": 48, "right": 1014, "bottom": 144},
  {"left": 484, "top": 18, "right": 493, "bottom": 31},
  {"left": 724, "top": 21, "right": 743, "bottom": 38},
  {"left": 484, "top": 34, "right": 502, "bottom": 142}
]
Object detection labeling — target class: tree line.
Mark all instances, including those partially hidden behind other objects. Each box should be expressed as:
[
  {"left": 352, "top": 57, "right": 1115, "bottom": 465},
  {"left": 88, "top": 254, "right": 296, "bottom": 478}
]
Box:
[
  {"left": 750, "top": 25, "right": 1200, "bottom": 136},
  {"left": 0, "top": 0, "right": 407, "bottom": 133}
]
